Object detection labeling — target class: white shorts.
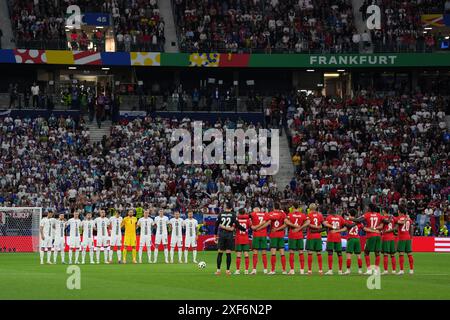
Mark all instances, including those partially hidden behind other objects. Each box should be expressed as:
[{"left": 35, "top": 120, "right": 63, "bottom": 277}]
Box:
[
  {"left": 68, "top": 237, "right": 81, "bottom": 248},
  {"left": 82, "top": 237, "right": 94, "bottom": 248},
  {"left": 184, "top": 237, "right": 197, "bottom": 249},
  {"left": 155, "top": 234, "right": 168, "bottom": 245},
  {"left": 96, "top": 235, "right": 109, "bottom": 247},
  {"left": 139, "top": 235, "right": 152, "bottom": 247},
  {"left": 53, "top": 237, "right": 65, "bottom": 250},
  {"left": 170, "top": 236, "right": 183, "bottom": 248},
  {"left": 40, "top": 237, "right": 53, "bottom": 249},
  {"left": 110, "top": 236, "right": 122, "bottom": 247}
]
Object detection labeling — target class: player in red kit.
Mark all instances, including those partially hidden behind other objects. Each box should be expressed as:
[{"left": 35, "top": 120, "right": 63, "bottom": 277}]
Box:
[
  {"left": 323, "top": 209, "right": 348, "bottom": 275},
  {"left": 284, "top": 202, "right": 309, "bottom": 275},
  {"left": 268, "top": 202, "right": 287, "bottom": 275},
  {"left": 344, "top": 209, "right": 364, "bottom": 275},
  {"left": 380, "top": 210, "right": 397, "bottom": 275},
  {"left": 250, "top": 207, "right": 270, "bottom": 275},
  {"left": 305, "top": 203, "right": 325, "bottom": 275},
  {"left": 234, "top": 209, "right": 252, "bottom": 275},
  {"left": 351, "top": 203, "right": 384, "bottom": 275},
  {"left": 394, "top": 208, "right": 414, "bottom": 275}
]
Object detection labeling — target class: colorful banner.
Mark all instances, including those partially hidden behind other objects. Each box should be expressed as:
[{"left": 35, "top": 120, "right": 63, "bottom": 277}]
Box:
[
  {"left": 2, "top": 50, "right": 450, "bottom": 68},
  {"left": 83, "top": 12, "right": 110, "bottom": 26},
  {"left": 0, "top": 236, "right": 445, "bottom": 252},
  {"left": 421, "top": 14, "right": 445, "bottom": 27}
]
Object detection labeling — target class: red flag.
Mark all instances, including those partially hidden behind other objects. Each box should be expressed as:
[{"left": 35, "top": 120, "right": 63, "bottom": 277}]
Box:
[{"left": 218, "top": 53, "right": 250, "bottom": 67}]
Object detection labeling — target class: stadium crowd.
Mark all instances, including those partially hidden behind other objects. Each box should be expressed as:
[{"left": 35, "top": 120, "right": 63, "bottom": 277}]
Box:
[
  {"left": 173, "top": 0, "right": 356, "bottom": 53},
  {"left": 278, "top": 92, "right": 449, "bottom": 236}
]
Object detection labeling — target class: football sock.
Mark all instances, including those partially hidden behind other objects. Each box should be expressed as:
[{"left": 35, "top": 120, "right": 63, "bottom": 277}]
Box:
[
  {"left": 53, "top": 250, "right": 58, "bottom": 264},
  {"left": 146, "top": 247, "right": 151, "bottom": 262},
  {"left": 327, "top": 254, "right": 333, "bottom": 270},
  {"left": 47, "top": 250, "right": 52, "bottom": 263},
  {"left": 109, "top": 249, "right": 114, "bottom": 261},
  {"left": 117, "top": 249, "right": 122, "bottom": 262},
  {"left": 383, "top": 255, "right": 388, "bottom": 270},
  {"left": 164, "top": 248, "right": 169, "bottom": 261},
  {"left": 104, "top": 247, "right": 109, "bottom": 262},
  {"left": 68, "top": 250, "right": 73, "bottom": 263},
  {"left": 82, "top": 249, "right": 86, "bottom": 263},
  {"left": 338, "top": 255, "right": 343, "bottom": 271},
  {"left": 154, "top": 249, "right": 159, "bottom": 262},
  {"left": 139, "top": 247, "right": 143, "bottom": 261},
  {"left": 289, "top": 253, "right": 295, "bottom": 270},
  {"left": 132, "top": 248, "right": 136, "bottom": 261},
  {"left": 184, "top": 249, "right": 189, "bottom": 263},
  {"left": 399, "top": 255, "right": 405, "bottom": 270},
  {"left": 40, "top": 250, "right": 44, "bottom": 263},
  {"left": 299, "top": 253, "right": 305, "bottom": 270},
  {"left": 217, "top": 252, "right": 223, "bottom": 269},
  {"left": 236, "top": 256, "right": 241, "bottom": 270},
  {"left": 262, "top": 253, "right": 268, "bottom": 269},
  {"left": 252, "top": 253, "right": 258, "bottom": 269},
  {"left": 89, "top": 249, "right": 94, "bottom": 263},
  {"left": 75, "top": 250, "right": 79, "bottom": 263},
  {"left": 307, "top": 253, "right": 313, "bottom": 271},
  {"left": 178, "top": 248, "right": 182, "bottom": 261},
  {"left": 357, "top": 257, "right": 362, "bottom": 269},
  {"left": 170, "top": 248, "right": 175, "bottom": 261},
  {"left": 271, "top": 254, "right": 276, "bottom": 272},
  {"left": 317, "top": 254, "right": 323, "bottom": 271},
  {"left": 391, "top": 256, "right": 396, "bottom": 271},
  {"left": 226, "top": 253, "right": 231, "bottom": 270},
  {"left": 408, "top": 255, "right": 414, "bottom": 270},
  {"left": 375, "top": 254, "right": 380, "bottom": 267},
  {"left": 244, "top": 256, "right": 249, "bottom": 271},
  {"left": 280, "top": 255, "right": 286, "bottom": 271},
  {"left": 346, "top": 257, "right": 351, "bottom": 269},
  {"left": 193, "top": 250, "right": 197, "bottom": 261},
  {"left": 122, "top": 248, "right": 127, "bottom": 262},
  {"left": 96, "top": 248, "right": 101, "bottom": 262},
  {"left": 365, "top": 254, "right": 371, "bottom": 268}
]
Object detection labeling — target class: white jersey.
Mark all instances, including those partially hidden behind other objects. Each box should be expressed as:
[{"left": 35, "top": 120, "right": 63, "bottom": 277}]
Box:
[
  {"left": 109, "top": 216, "right": 123, "bottom": 238},
  {"left": 95, "top": 217, "right": 110, "bottom": 237},
  {"left": 184, "top": 218, "right": 198, "bottom": 238},
  {"left": 138, "top": 217, "right": 154, "bottom": 237},
  {"left": 154, "top": 215, "right": 169, "bottom": 236},
  {"left": 54, "top": 219, "right": 66, "bottom": 240},
  {"left": 40, "top": 217, "right": 53, "bottom": 239},
  {"left": 67, "top": 218, "right": 82, "bottom": 238},
  {"left": 169, "top": 218, "right": 184, "bottom": 238},
  {"left": 82, "top": 220, "right": 95, "bottom": 239}
]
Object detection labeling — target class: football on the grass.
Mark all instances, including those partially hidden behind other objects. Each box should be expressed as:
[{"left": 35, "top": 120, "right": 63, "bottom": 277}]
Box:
[{"left": 198, "top": 261, "right": 206, "bottom": 269}]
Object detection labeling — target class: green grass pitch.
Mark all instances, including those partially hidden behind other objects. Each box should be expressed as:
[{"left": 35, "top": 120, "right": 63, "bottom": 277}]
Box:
[{"left": 0, "top": 252, "right": 449, "bottom": 300}]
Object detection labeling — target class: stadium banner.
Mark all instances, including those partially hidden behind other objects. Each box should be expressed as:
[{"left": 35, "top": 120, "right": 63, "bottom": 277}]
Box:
[
  {"left": 421, "top": 14, "right": 446, "bottom": 27},
  {"left": 0, "top": 236, "right": 444, "bottom": 252},
  {"left": 4, "top": 50, "right": 450, "bottom": 68}
]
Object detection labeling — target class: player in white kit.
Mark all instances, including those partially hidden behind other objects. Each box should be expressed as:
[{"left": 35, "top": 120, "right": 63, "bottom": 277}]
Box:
[
  {"left": 137, "top": 209, "right": 153, "bottom": 263},
  {"left": 183, "top": 210, "right": 199, "bottom": 263},
  {"left": 39, "top": 210, "right": 55, "bottom": 264},
  {"left": 109, "top": 210, "right": 123, "bottom": 263},
  {"left": 81, "top": 212, "right": 96, "bottom": 264},
  {"left": 67, "top": 211, "right": 82, "bottom": 264},
  {"left": 53, "top": 213, "right": 66, "bottom": 264},
  {"left": 94, "top": 209, "right": 110, "bottom": 264},
  {"left": 154, "top": 209, "right": 169, "bottom": 263},
  {"left": 169, "top": 211, "right": 184, "bottom": 263}
]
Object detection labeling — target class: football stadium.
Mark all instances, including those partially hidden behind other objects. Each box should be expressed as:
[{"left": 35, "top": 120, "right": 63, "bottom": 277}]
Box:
[{"left": 0, "top": 0, "right": 449, "bottom": 302}]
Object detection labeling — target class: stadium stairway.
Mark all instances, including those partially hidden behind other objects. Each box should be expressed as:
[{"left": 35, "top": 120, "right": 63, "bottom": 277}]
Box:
[
  {"left": 158, "top": 0, "right": 179, "bottom": 52},
  {"left": 351, "top": 0, "right": 373, "bottom": 53},
  {"left": 0, "top": 0, "right": 15, "bottom": 49},
  {"left": 86, "top": 118, "right": 112, "bottom": 144},
  {"left": 274, "top": 128, "right": 295, "bottom": 191}
]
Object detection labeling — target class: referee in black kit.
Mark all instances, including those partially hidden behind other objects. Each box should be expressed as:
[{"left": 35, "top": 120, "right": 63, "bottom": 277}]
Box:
[{"left": 214, "top": 203, "right": 247, "bottom": 275}]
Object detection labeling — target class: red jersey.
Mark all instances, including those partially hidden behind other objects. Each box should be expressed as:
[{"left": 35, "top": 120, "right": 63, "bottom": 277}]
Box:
[
  {"left": 381, "top": 217, "right": 395, "bottom": 241},
  {"left": 326, "top": 215, "right": 346, "bottom": 243},
  {"left": 235, "top": 215, "right": 251, "bottom": 245},
  {"left": 269, "top": 210, "right": 287, "bottom": 238},
  {"left": 250, "top": 211, "right": 270, "bottom": 237},
  {"left": 346, "top": 220, "right": 362, "bottom": 239},
  {"left": 287, "top": 211, "right": 307, "bottom": 239},
  {"left": 395, "top": 215, "right": 413, "bottom": 240},
  {"left": 307, "top": 211, "right": 324, "bottom": 240},
  {"left": 363, "top": 212, "right": 383, "bottom": 238}
]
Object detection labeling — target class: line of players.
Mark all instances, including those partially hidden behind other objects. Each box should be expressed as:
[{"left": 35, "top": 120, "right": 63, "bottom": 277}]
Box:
[
  {"left": 216, "top": 202, "right": 414, "bottom": 276},
  {"left": 39, "top": 208, "right": 199, "bottom": 265}
]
